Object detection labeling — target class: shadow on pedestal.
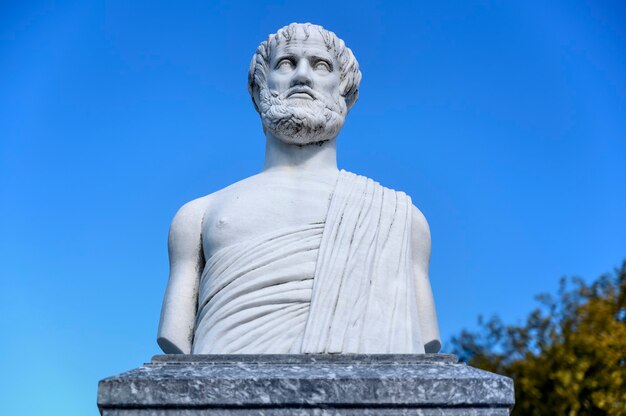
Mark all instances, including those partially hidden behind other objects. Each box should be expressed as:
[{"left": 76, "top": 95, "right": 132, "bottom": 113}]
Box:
[{"left": 98, "top": 354, "right": 514, "bottom": 415}]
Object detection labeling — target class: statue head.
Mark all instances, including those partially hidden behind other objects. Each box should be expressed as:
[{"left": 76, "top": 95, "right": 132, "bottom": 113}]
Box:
[{"left": 248, "top": 23, "right": 362, "bottom": 145}]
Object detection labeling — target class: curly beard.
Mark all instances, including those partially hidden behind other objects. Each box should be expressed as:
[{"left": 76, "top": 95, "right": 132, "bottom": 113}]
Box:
[{"left": 258, "top": 86, "right": 347, "bottom": 145}]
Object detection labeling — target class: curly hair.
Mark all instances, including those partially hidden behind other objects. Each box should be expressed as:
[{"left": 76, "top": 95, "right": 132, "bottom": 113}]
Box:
[{"left": 248, "top": 23, "right": 362, "bottom": 114}]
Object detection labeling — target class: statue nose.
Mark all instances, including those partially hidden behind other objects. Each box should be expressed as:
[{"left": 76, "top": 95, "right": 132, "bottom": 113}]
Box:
[{"left": 291, "top": 60, "right": 313, "bottom": 87}]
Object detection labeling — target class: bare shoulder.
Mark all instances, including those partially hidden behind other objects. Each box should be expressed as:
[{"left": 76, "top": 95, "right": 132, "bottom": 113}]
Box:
[
  {"left": 171, "top": 195, "right": 213, "bottom": 230},
  {"left": 168, "top": 194, "right": 222, "bottom": 254},
  {"left": 170, "top": 174, "right": 264, "bottom": 232}
]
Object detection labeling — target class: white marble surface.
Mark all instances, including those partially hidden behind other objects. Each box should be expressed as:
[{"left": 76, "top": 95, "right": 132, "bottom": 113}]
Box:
[{"left": 157, "top": 23, "right": 440, "bottom": 355}]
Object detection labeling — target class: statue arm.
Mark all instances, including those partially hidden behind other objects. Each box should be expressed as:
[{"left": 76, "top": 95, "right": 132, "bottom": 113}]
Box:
[
  {"left": 411, "top": 206, "right": 441, "bottom": 353},
  {"left": 157, "top": 198, "right": 207, "bottom": 354}
]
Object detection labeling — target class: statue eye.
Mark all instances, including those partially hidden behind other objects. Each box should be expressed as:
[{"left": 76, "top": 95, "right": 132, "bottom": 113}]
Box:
[
  {"left": 276, "top": 59, "right": 294, "bottom": 70},
  {"left": 314, "top": 61, "right": 331, "bottom": 72}
]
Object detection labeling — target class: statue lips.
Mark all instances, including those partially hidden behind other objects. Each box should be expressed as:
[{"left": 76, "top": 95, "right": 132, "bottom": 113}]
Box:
[{"left": 287, "top": 86, "right": 316, "bottom": 100}]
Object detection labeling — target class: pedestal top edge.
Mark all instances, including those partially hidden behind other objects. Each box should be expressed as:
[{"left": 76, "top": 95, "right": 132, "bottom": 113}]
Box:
[{"left": 150, "top": 353, "right": 459, "bottom": 364}]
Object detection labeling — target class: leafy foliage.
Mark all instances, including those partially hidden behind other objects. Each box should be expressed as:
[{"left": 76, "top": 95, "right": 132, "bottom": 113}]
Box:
[{"left": 450, "top": 262, "right": 626, "bottom": 416}]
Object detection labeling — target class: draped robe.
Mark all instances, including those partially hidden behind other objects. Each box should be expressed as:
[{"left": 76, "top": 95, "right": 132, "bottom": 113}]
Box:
[{"left": 192, "top": 170, "right": 434, "bottom": 354}]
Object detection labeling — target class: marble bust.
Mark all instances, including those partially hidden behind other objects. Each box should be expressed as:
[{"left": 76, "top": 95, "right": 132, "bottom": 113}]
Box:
[{"left": 157, "top": 23, "right": 440, "bottom": 355}]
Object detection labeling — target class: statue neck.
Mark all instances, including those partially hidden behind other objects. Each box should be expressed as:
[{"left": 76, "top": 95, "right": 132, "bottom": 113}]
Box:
[{"left": 262, "top": 133, "right": 338, "bottom": 174}]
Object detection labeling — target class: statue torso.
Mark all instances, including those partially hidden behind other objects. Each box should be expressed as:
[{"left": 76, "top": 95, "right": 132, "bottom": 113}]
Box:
[{"left": 200, "top": 169, "right": 338, "bottom": 260}]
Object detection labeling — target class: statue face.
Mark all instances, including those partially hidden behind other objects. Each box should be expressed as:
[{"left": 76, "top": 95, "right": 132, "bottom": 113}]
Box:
[
  {"left": 267, "top": 31, "right": 341, "bottom": 107},
  {"left": 258, "top": 29, "right": 347, "bottom": 145}
]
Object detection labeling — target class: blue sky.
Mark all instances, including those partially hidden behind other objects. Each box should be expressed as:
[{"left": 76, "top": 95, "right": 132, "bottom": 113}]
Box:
[{"left": 1, "top": 1, "right": 625, "bottom": 414}]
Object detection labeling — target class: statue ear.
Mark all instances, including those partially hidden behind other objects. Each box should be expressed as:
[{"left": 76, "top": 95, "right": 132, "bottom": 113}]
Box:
[
  {"left": 248, "top": 49, "right": 265, "bottom": 115},
  {"left": 341, "top": 80, "right": 359, "bottom": 112},
  {"left": 248, "top": 41, "right": 273, "bottom": 115},
  {"left": 250, "top": 85, "right": 262, "bottom": 114}
]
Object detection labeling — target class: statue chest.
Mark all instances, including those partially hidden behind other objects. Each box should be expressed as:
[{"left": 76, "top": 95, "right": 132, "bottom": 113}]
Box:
[{"left": 201, "top": 182, "right": 333, "bottom": 257}]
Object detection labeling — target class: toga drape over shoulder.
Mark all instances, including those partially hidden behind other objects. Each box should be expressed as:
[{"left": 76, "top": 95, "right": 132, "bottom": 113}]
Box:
[{"left": 192, "top": 170, "right": 437, "bottom": 354}]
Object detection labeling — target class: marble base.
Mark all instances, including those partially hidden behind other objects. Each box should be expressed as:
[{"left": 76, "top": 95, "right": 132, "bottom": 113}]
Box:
[{"left": 98, "top": 354, "right": 514, "bottom": 415}]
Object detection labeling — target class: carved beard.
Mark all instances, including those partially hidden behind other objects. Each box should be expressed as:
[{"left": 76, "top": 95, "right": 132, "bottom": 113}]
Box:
[{"left": 258, "top": 86, "right": 347, "bottom": 145}]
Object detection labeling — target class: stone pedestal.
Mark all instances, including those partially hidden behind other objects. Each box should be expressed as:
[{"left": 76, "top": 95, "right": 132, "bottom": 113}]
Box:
[{"left": 98, "top": 354, "right": 514, "bottom": 415}]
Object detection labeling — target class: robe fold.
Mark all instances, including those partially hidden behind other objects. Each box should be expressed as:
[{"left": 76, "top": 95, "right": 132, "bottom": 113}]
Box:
[{"left": 192, "top": 170, "right": 432, "bottom": 354}]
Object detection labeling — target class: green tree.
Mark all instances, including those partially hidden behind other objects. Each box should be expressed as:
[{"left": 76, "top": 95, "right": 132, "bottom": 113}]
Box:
[{"left": 450, "top": 262, "right": 626, "bottom": 416}]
